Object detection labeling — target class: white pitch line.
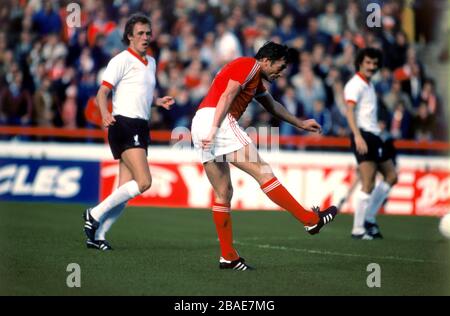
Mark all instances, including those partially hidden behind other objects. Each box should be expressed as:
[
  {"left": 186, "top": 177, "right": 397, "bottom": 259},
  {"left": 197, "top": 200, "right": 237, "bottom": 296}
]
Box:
[{"left": 234, "top": 241, "right": 440, "bottom": 264}]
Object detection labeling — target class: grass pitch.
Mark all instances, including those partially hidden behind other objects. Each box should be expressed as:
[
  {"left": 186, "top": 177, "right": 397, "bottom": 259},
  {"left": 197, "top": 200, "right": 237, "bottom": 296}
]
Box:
[{"left": 0, "top": 201, "right": 449, "bottom": 296}]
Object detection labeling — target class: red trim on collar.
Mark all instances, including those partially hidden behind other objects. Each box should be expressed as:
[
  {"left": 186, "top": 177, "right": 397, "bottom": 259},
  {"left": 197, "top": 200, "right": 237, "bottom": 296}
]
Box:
[
  {"left": 356, "top": 72, "right": 370, "bottom": 85},
  {"left": 127, "top": 48, "right": 148, "bottom": 65}
]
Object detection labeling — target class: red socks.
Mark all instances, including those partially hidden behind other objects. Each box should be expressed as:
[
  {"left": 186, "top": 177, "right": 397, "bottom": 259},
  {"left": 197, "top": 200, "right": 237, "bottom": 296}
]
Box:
[
  {"left": 211, "top": 177, "right": 317, "bottom": 261},
  {"left": 212, "top": 202, "right": 239, "bottom": 261},
  {"left": 261, "top": 177, "right": 319, "bottom": 226}
]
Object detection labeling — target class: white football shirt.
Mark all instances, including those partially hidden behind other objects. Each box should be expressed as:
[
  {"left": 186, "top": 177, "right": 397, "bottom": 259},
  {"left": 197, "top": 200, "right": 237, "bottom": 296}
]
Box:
[
  {"left": 344, "top": 73, "right": 380, "bottom": 135},
  {"left": 101, "top": 48, "right": 156, "bottom": 120}
]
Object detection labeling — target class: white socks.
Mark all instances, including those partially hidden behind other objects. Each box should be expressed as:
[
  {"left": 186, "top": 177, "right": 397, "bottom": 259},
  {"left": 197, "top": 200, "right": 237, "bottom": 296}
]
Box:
[
  {"left": 353, "top": 190, "right": 370, "bottom": 235},
  {"left": 95, "top": 202, "right": 126, "bottom": 240},
  {"left": 365, "top": 181, "right": 391, "bottom": 224},
  {"left": 90, "top": 180, "right": 141, "bottom": 222}
]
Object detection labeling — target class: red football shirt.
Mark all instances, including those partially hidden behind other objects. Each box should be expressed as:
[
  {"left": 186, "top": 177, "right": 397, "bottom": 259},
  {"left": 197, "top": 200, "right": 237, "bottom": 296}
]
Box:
[{"left": 198, "top": 57, "right": 267, "bottom": 120}]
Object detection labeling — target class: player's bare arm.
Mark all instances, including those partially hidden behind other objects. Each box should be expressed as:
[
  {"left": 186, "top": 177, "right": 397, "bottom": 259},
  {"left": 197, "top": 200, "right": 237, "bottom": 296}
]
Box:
[
  {"left": 345, "top": 101, "right": 368, "bottom": 154},
  {"left": 255, "top": 92, "right": 322, "bottom": 133},
  {"left": 96, "top": 84, "right": 116, "bottom": 128},
  {"left": 201, "top": 79, "right": 241, "bottom": 149},
  {"left": 155, "top": 96, "right": 175, "bottom": 110}
]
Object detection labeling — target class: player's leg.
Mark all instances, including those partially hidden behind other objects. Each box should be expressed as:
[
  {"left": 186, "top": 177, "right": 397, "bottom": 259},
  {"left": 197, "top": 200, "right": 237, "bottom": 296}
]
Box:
[
  {"left": 204, "top": 160, "right": 253, "bottom": 270},
  {"left": 230, "top": 144, "right": 320, "bottom": 227},
  {"left": 94, "top": 159, "right": 133, "bottom": 242},
  {"left": 364, "top": 159, "right": 397, "bottom": 237},
  {"left": 89, "top": 148, "right": 147, "bottom": 224},
  {"left": 203, "top": 160, "right": 239, "bottom": 261},
  {"left": 352, "top": 161, "right": 377, "bottom": 238}
]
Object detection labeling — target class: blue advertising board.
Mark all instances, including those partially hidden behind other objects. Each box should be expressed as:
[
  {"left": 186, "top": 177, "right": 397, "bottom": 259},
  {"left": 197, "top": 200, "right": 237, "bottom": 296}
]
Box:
[{"left": 0, "top": 158, "right": 100, "bottom": 204}]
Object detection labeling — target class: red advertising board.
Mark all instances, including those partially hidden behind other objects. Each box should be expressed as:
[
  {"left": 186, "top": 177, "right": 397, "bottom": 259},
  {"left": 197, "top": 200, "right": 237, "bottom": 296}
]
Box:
[{"left": 100, "top": 161, "right": 450, "bottom": 216}]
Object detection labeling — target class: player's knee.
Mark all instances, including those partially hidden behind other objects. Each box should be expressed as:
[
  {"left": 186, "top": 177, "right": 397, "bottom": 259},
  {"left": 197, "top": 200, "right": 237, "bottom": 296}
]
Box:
[
  {"left": 362, "top": 183, "right": 375, "bottom": 193},
  {"left": 216, "top": 186, "right": 233, "bottom": 203},
  {"left": 137, "top": 178, "right": 152, "bottom": 193},
  {"left": 386, "top": 173, "right": 398, "bottom": 186}
]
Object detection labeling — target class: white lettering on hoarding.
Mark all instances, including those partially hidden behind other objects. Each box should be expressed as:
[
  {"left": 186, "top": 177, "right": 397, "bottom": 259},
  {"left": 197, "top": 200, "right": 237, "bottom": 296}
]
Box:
[
  {"left": 0, "top": 164, "right": 81, "bottom": 198},
  {"left": 416, "top": 174, "right": 450, "bottom": 215},
  {"left": 55, "top": 168, "right": 82, "bottom": 198},
  {"left": 304, "top": 169, "right": 350, "bottom": 207},
  {"left": 0, "top": 164, "right": 16, "bottom": 195},
  {"left": 178, "top": 165, "right": 212, "bottom": 207}
]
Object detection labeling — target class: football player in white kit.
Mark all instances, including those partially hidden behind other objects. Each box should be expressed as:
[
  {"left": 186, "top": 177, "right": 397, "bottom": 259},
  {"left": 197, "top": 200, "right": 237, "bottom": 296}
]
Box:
[
  {"left": 344, "top": 48, "right": 398, "bottom": 239},
  {"left": 83, "top": 14, "right": 174, "bottom": 250}
]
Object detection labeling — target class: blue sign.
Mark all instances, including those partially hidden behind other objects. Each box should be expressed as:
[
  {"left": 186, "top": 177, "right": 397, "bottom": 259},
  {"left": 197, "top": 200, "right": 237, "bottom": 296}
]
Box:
[{"left": 0, "top": 158, "right": 100, "bottom": 204}]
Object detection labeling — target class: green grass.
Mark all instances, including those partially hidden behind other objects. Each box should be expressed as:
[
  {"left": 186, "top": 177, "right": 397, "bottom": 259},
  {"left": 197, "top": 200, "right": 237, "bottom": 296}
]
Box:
[{"left": 0, "top": 201, "right": 449, "bottom": 296}]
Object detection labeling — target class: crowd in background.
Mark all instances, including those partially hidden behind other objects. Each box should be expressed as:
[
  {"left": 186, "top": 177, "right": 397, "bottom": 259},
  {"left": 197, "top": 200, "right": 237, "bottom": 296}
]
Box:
[{"left": 0, "top": 0, "right": 447, "bottom": 144}]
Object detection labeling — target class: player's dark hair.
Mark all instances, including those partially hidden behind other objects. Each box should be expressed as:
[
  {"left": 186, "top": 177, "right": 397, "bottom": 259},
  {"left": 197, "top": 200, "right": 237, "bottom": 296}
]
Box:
[
  {"left": 354, "top": 47, "right": 383, "bottom": 71},
  {"left": 122, "top": 13, "right": 152, "bottom": 46},
  {"left": 255, "top": 41, "right": 297, "bottom": 64}
]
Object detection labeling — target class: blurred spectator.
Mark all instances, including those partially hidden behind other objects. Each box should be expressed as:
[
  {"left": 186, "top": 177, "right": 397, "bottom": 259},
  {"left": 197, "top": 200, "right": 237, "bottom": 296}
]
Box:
[
  {"left": 42, "top": 33, "right": 68, "bottom": 64},
  {"left": 412, "top": 102, "right": 435, "bottom": 141},
  {"left": 0, "top": 70, "right": 32, "bottom": 125},
  {"left": 344, "top": 0, "right": 362, "bottom": 33},
  {"left": 61, "top": 85, "right": 77, "bottom": 129},
  {"left": 419, "top": 79, "right": 438, "bottom": 115},
  {"left": 392, "top": 31, "right": 409, "bottom": 70},
  {"left": 380, "top": 16, "right": 398, "bottom": 70},
  {"left": 214, "top": 22, "right": 242, "bottom": 66},
  {"left": 77, "top": 72, "right": 97, "bottom": 127},
  {"left": 400, "top": 62, "right": 423, "bottom": 107},
  {"left": 303, "top": 17, "right": 331, "bottom": 52},
  {"left": 167, "top": 87, "right": 194, "bottom": 129},
  {"left": 0, "top": 0, "right": 445, "bottom": 144},
  {"left": 318, "top": 2, "right": 342, "bottom": 37},
  {"left": 374, "top": 68, "right": 392, "bottom": 95},
  {"left": 14, "top": 32, "right": 33, "bottom": 64},
  {"left": 383, "top": 79, "right": 414, "bottom": 114},
  {"left": 32, "top": 76, "right": 55, "bottom": 127},
  {"left": 330, "top": 80, "right": 350, "bottom": 137},
  {"left": 289, "top": 0, "right": 316, "bottom": 33},
  {"left": 91, "top": 34, "right": 109, "bottom": 72},
  {"left": 190, "top": 0, "right": 216, "bottom": 41},
  {"left": 32, "top": 0, "right": 62, "bottom": 36},
  {"left": 86, "top": 7, "right": 116, "bottom": 47},
  {"left": 103, "top": 16, "right": 128, "bottom": 58},
  {"left": 308, "top": 99, "right": 332, "bottom": 135},
  {"left": 67, "top": 29, "right": 89, "bottom": 66},
  {"left": 389, "top": 101, "right": 412, "bottom": 139},
  {"left": 280, "top": 85, "right": 303, "bottom": 138},
  {"left": 190, "top": 71, "right": 212, "bottom": 105},
  {"left": 292, "top": 64, "right": 326, "bottom": 117},
  {"left": 273, "top": 14, "right": 298, "bottom": 43}
]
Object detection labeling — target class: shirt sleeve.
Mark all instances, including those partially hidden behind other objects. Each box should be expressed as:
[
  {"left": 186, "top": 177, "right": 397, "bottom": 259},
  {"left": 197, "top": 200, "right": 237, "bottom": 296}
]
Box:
[
  {"left": 228, "top": 58, "right": 260, "bottom": 87},
  {"left": 101, "top": 55, "right": 126, "bottom": 88},
  {"left": 344, "top": 80, "right": 361, "bottom": 106}
]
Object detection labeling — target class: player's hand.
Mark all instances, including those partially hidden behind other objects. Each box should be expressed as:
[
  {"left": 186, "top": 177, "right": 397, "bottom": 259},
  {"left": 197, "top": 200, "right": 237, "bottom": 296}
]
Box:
[
  {"left": 355, "top": 134, "right": 368, "bottom": 155},
  {"left": 156, "top": 96, "right": 175, "bottom": 110},
  {"left": 300, "top": 119, "right": 322, "bottom": 133},
  {"left": 102, "top": 112, "right": 116, "bottom": 128},
  {"left": 201, "top": 128, "right": 218, "bottom": 150}
]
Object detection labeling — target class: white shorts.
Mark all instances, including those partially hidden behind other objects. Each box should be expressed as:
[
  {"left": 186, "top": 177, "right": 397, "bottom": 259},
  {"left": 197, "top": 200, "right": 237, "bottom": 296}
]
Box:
[{"left": 191, "top": 107, "right": 252, "bottom": 163}]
